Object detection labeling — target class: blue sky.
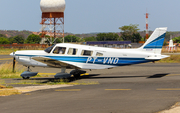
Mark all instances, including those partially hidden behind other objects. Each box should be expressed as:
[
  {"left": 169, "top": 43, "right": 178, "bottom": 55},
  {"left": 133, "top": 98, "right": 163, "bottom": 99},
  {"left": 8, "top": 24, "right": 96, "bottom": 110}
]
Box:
[{"left": 0, "top": 0, "right": 179, "bottom": 33}]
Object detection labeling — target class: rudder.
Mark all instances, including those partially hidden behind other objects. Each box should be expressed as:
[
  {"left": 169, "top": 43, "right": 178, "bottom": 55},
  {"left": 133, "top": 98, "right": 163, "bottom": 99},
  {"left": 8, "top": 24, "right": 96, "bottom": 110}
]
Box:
[{"left": 139, "top": 27, "right": 167, "bottom": 54}]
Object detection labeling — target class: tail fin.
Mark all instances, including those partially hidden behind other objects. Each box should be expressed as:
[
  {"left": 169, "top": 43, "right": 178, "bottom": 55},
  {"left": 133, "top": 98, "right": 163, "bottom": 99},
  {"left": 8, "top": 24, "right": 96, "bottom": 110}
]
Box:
[{"left": 139, "top": 27, "right": 167, "bottom": 54}]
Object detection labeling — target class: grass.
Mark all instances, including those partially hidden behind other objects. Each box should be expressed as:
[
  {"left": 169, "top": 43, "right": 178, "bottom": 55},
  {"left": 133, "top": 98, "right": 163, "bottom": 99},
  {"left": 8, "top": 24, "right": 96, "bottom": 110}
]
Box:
[
  {"left": 0, "top": 80, "right": 13, "bottom": 88},
  {"left": 0, "top": 47, "right": 45, "bottom": 55},
  {"left": 0, "top": 62, "right": 26, "bottom": 79},
  {"left": 11, "top": 79, "right": 69, "bottom": 85},
  {"left": 0, "top": 80, "right": 20, "bottom": 96},
  {"left": 0, "top": 48, "right": 15, "bottom": 55},
  {"left": 158, "top": 55, "right": 180, "bottom": 63},
  {"left": 0, "top": 89, "right": 21, "bottom": 96},
  {"left": 0, "top": 63, "right": 55, "bottom": 79}
]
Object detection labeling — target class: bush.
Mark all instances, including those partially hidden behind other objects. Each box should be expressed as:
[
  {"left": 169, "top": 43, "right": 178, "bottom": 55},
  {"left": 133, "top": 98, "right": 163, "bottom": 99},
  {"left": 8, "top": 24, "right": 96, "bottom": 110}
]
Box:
[
  {"left": 0, "top": 37, "right": 10, "bottom": 44},
  {"left": 25, "top": 34, "right": 41, "bottom": 44}
]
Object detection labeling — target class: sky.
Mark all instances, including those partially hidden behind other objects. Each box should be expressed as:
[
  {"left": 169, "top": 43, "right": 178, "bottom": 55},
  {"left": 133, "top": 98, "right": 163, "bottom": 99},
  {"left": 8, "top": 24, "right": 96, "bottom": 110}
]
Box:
[{"left": 0, "top": 0, "right": 180, "bottom": 34}]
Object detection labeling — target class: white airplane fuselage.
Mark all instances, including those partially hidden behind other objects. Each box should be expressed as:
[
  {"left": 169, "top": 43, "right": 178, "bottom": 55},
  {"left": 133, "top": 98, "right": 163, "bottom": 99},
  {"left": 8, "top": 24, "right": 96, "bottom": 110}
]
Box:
[{"left": 12, "top": 44, "right": 165, "bottom": 70}]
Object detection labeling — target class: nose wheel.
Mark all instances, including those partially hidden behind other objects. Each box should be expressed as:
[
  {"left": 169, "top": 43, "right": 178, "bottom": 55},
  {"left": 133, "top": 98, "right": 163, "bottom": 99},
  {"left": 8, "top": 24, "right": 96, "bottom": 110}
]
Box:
[
  {"left": 22, "top": 76, "right": 30, "bottom": 79},
  {"left": 20, "top": 66, "right": 38, "bottom": 79}
]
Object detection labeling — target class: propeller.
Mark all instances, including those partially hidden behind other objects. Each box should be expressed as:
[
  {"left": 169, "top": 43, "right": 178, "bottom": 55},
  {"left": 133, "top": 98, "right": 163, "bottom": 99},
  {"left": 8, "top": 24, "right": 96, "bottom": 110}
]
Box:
[{"left": 12, "top": 52, "right": 16, "bottom": 73}]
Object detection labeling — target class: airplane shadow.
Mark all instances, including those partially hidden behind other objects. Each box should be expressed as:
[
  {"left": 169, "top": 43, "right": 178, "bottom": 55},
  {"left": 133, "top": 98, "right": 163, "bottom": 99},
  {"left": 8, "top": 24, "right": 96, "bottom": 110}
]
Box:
[
  {"left": 13, "top": 73, "right": 169, "bottom": 83},
  {"left": 81, "top": 73, "right": 169, "bottom": 79},
  {"left": 147, "top": 73, "right": 169, "bottom": 78}
]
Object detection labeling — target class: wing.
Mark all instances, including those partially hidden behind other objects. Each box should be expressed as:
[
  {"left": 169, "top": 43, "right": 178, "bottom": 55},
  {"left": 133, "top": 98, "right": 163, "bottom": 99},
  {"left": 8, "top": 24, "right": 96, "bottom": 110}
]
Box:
[{"left": 32, "top": 57, "right": 81, "bottom": 69}]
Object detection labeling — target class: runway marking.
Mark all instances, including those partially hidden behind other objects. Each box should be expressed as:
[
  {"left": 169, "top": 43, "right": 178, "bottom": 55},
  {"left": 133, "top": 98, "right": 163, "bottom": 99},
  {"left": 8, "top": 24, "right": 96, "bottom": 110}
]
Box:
[
  {"left": 157, "top": 88, "right": 180, "bottom": 91},
  {"left": 0, "top": 58, "right": 12, "bottom": 61},
  {"left": 38, "top": 73, "right": 56, "bottom": 75},
  {"left": 105, "top": 89, "right": 131, "bottom": 91},
  {"left": 80, "top": 73, "right": 89, "bottom": 76},
  {"left": 55, "top": 89, "right": 81, "bottom": 92}
]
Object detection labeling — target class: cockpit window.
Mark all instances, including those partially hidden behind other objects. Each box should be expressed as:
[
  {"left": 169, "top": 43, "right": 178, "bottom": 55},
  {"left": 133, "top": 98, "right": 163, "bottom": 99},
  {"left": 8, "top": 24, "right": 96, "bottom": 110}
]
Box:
[
  {"left": 53, "top": 47, "right": 66, "bottom": 54},
  {"left": 44, "top": 45, "right": 56, "bottom": 53}
]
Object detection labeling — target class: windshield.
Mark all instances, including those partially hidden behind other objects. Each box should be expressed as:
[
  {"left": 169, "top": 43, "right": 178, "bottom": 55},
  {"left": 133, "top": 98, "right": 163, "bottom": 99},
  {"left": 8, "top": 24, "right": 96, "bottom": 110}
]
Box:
[{"left": 44, "top": 45, "right": 56, "bottom": 53}]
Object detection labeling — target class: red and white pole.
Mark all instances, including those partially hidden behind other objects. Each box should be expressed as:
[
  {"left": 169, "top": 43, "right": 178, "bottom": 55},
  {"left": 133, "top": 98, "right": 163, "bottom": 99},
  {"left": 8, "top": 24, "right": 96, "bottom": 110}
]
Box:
[{"left": 146, "top": 12, "right": 149, "bottom": 39}]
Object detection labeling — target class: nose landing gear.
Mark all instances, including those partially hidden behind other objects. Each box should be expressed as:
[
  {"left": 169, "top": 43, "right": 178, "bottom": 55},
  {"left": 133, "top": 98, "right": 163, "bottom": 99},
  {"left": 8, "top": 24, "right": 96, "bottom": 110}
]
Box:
[{"left": 20, "top": 66, "right": 38, "bottom": 79}]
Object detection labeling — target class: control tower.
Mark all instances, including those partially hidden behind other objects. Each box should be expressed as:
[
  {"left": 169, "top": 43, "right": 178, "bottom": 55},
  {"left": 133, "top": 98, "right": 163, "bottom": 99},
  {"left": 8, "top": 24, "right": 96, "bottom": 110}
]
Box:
[{"left": 40, "top": 0, "right": 66, "bottom": 44}]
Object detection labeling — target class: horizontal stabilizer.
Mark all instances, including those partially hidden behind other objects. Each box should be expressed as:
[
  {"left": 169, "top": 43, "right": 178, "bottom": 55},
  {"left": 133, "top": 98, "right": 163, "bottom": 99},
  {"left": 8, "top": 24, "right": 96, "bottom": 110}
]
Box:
[{"left": 145, "top": 55, "right": 169, "bottom": 60}]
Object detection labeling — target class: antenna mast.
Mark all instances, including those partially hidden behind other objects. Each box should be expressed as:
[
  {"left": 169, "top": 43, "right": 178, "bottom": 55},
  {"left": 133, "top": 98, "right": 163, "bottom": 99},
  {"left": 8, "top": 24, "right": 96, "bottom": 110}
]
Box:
[{"left": 146, "top": 9, "right": 149, "bottom": 40}]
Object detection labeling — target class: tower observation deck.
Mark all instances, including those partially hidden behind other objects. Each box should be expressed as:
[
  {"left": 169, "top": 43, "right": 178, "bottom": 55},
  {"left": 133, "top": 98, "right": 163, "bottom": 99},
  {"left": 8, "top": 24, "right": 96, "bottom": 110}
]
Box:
[{"left": 40, "top": 0, "right": 66, "bottom": 44}]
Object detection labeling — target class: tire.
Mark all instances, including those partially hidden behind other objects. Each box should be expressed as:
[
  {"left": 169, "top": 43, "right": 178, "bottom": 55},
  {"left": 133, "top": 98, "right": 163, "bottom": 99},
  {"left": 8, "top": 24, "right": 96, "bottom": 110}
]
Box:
[
  {"left": 22, "top": 77, "right": 30, "bottom": 79},
  {"left": 74, "top": 74, "right": 80, "bottom": 79}
]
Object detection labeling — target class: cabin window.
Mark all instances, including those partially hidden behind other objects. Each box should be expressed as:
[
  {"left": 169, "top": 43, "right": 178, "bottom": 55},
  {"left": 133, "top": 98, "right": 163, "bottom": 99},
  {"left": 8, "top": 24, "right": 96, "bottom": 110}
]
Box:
[
  {"left": 81, "top": 50, "right": 93, "bottom": 56},
  {"left": 53, "top": 47, "right": 66, "bottom": 54},
  {"left": 68, "top": 48, "right": 78, "bottom": 55},
  {"left": 96, "top": 52, "right": 103, "bottom": 56}
]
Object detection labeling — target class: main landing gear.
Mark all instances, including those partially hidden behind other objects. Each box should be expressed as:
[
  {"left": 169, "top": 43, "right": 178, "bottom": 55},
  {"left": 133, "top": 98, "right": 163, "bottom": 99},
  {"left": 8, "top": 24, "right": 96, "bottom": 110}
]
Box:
[
  {"left": 54, "top": 67, "right": 86, "bottom": 79},
  {"left": 20, "top": 66, "right": 86, "bottom": 79}
]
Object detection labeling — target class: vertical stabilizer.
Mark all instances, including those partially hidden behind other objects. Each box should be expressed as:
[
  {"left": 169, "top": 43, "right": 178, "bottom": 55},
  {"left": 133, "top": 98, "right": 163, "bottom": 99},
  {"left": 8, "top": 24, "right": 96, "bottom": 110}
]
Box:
[{"left": 139, "top": 27, "right": 167, "bottom": 54}]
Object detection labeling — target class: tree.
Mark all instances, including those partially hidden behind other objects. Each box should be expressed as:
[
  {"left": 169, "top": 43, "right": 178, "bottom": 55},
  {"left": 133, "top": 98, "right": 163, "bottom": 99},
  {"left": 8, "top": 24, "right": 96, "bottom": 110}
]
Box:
[
  {"left": 55, "top": 38, "right": 62, "bottom": 43},
  {"left": 0, "top": 34, "right": 7, "bottom": 38},
  {"left": 8, "top": 37, "right": 14, "bottom": 44},
  {"left": 84, "top": 36, "right": 97, "bottom": 42},
  {"left": 119, "top": 24, "right": 140, "bottom": 33},
  {"left": 96, "top": 33, "right": 119, "bottom": 41},
  {"left": 64, "top": 35, "right": 80, "bottom": 42},
  {"left": 131, "top": 33, "right": 142, "bottom": 43},
  {"left": 106, "top": 33, "right": 119, "bottom": 41},
  {"left": 0, "top": 37, "right": 9, "bottom": 44},
  {"left": 119, "top": 24, "right": 140, "bottom": 41},
  {"left": 120, "top": 32, "right": 132, "bottom": 41},
  {"left": 25, "top": 34, "right": 41, "bottom": 44},
  {"left": 13, "top": 35, "right": 25, "bottom": 44},
  {"left": 96, "top": 33, "right": 107, "bottom": 41},
  {"left": 172, "top": 36, "right": 180, "bottom": 43}
]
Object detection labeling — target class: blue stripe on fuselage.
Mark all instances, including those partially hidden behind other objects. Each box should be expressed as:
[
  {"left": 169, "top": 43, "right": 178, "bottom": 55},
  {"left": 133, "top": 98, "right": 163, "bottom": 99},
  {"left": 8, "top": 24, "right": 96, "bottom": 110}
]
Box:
[{"left": 16, "top": 54, "right": 153, "bottom": 66}]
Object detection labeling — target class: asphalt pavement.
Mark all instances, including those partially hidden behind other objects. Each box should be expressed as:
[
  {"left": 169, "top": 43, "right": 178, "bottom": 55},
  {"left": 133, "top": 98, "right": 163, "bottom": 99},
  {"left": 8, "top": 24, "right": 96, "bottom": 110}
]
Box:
[{"left": 1, "top": 55, "right": 180, "bottom": 113}]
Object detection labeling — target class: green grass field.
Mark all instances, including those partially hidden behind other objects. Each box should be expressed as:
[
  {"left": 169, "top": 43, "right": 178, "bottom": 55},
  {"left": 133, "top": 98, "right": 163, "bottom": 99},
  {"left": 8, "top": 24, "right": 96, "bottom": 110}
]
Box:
[
  {"left": 158, "top": 55, "right": 180, "bottom": 63},
  {"left": 0, "top": 48, "right": 44, "bottom": 55}
]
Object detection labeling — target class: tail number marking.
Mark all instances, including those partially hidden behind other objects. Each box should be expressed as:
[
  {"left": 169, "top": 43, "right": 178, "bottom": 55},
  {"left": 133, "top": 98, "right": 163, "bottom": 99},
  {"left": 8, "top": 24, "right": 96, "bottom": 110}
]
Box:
[{"left": 86, "top": 57, "right": 119, "bottom": 64}]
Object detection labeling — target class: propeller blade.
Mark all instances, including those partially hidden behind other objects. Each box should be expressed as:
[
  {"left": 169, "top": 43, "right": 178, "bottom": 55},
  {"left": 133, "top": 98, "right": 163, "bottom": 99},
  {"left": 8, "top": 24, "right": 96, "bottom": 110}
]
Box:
[{"left": 13, "top": 57, "right": 15, "bottom": 72}]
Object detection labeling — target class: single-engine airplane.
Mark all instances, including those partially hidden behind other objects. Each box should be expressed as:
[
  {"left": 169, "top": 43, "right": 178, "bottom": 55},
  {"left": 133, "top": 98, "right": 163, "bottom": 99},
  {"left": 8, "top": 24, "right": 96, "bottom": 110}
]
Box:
[{"left": 10, "top": 27, "right": 168, "bottom": 79}]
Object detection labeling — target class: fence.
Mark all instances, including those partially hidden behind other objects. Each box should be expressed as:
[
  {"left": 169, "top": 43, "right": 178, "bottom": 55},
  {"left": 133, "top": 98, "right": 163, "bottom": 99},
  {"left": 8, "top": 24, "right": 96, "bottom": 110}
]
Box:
[{"left": 0, "top": 44, "right": 49, "bottom": 49}]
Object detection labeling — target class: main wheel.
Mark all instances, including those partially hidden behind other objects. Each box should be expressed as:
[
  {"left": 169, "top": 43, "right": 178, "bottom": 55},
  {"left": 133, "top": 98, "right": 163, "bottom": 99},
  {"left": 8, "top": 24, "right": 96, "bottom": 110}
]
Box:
[
  {"left": 73, "top": 74, "right": 80, "bottom": 79},
  {"left": 22, "top": 77, "right": 30, "bottom": 79}
]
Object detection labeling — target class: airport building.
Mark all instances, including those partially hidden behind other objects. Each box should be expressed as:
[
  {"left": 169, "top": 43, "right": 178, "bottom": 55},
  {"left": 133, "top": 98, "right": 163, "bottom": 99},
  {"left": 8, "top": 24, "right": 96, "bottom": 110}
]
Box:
[{"left": 86, "top": 41, "right": 132, "bottom": 48}]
